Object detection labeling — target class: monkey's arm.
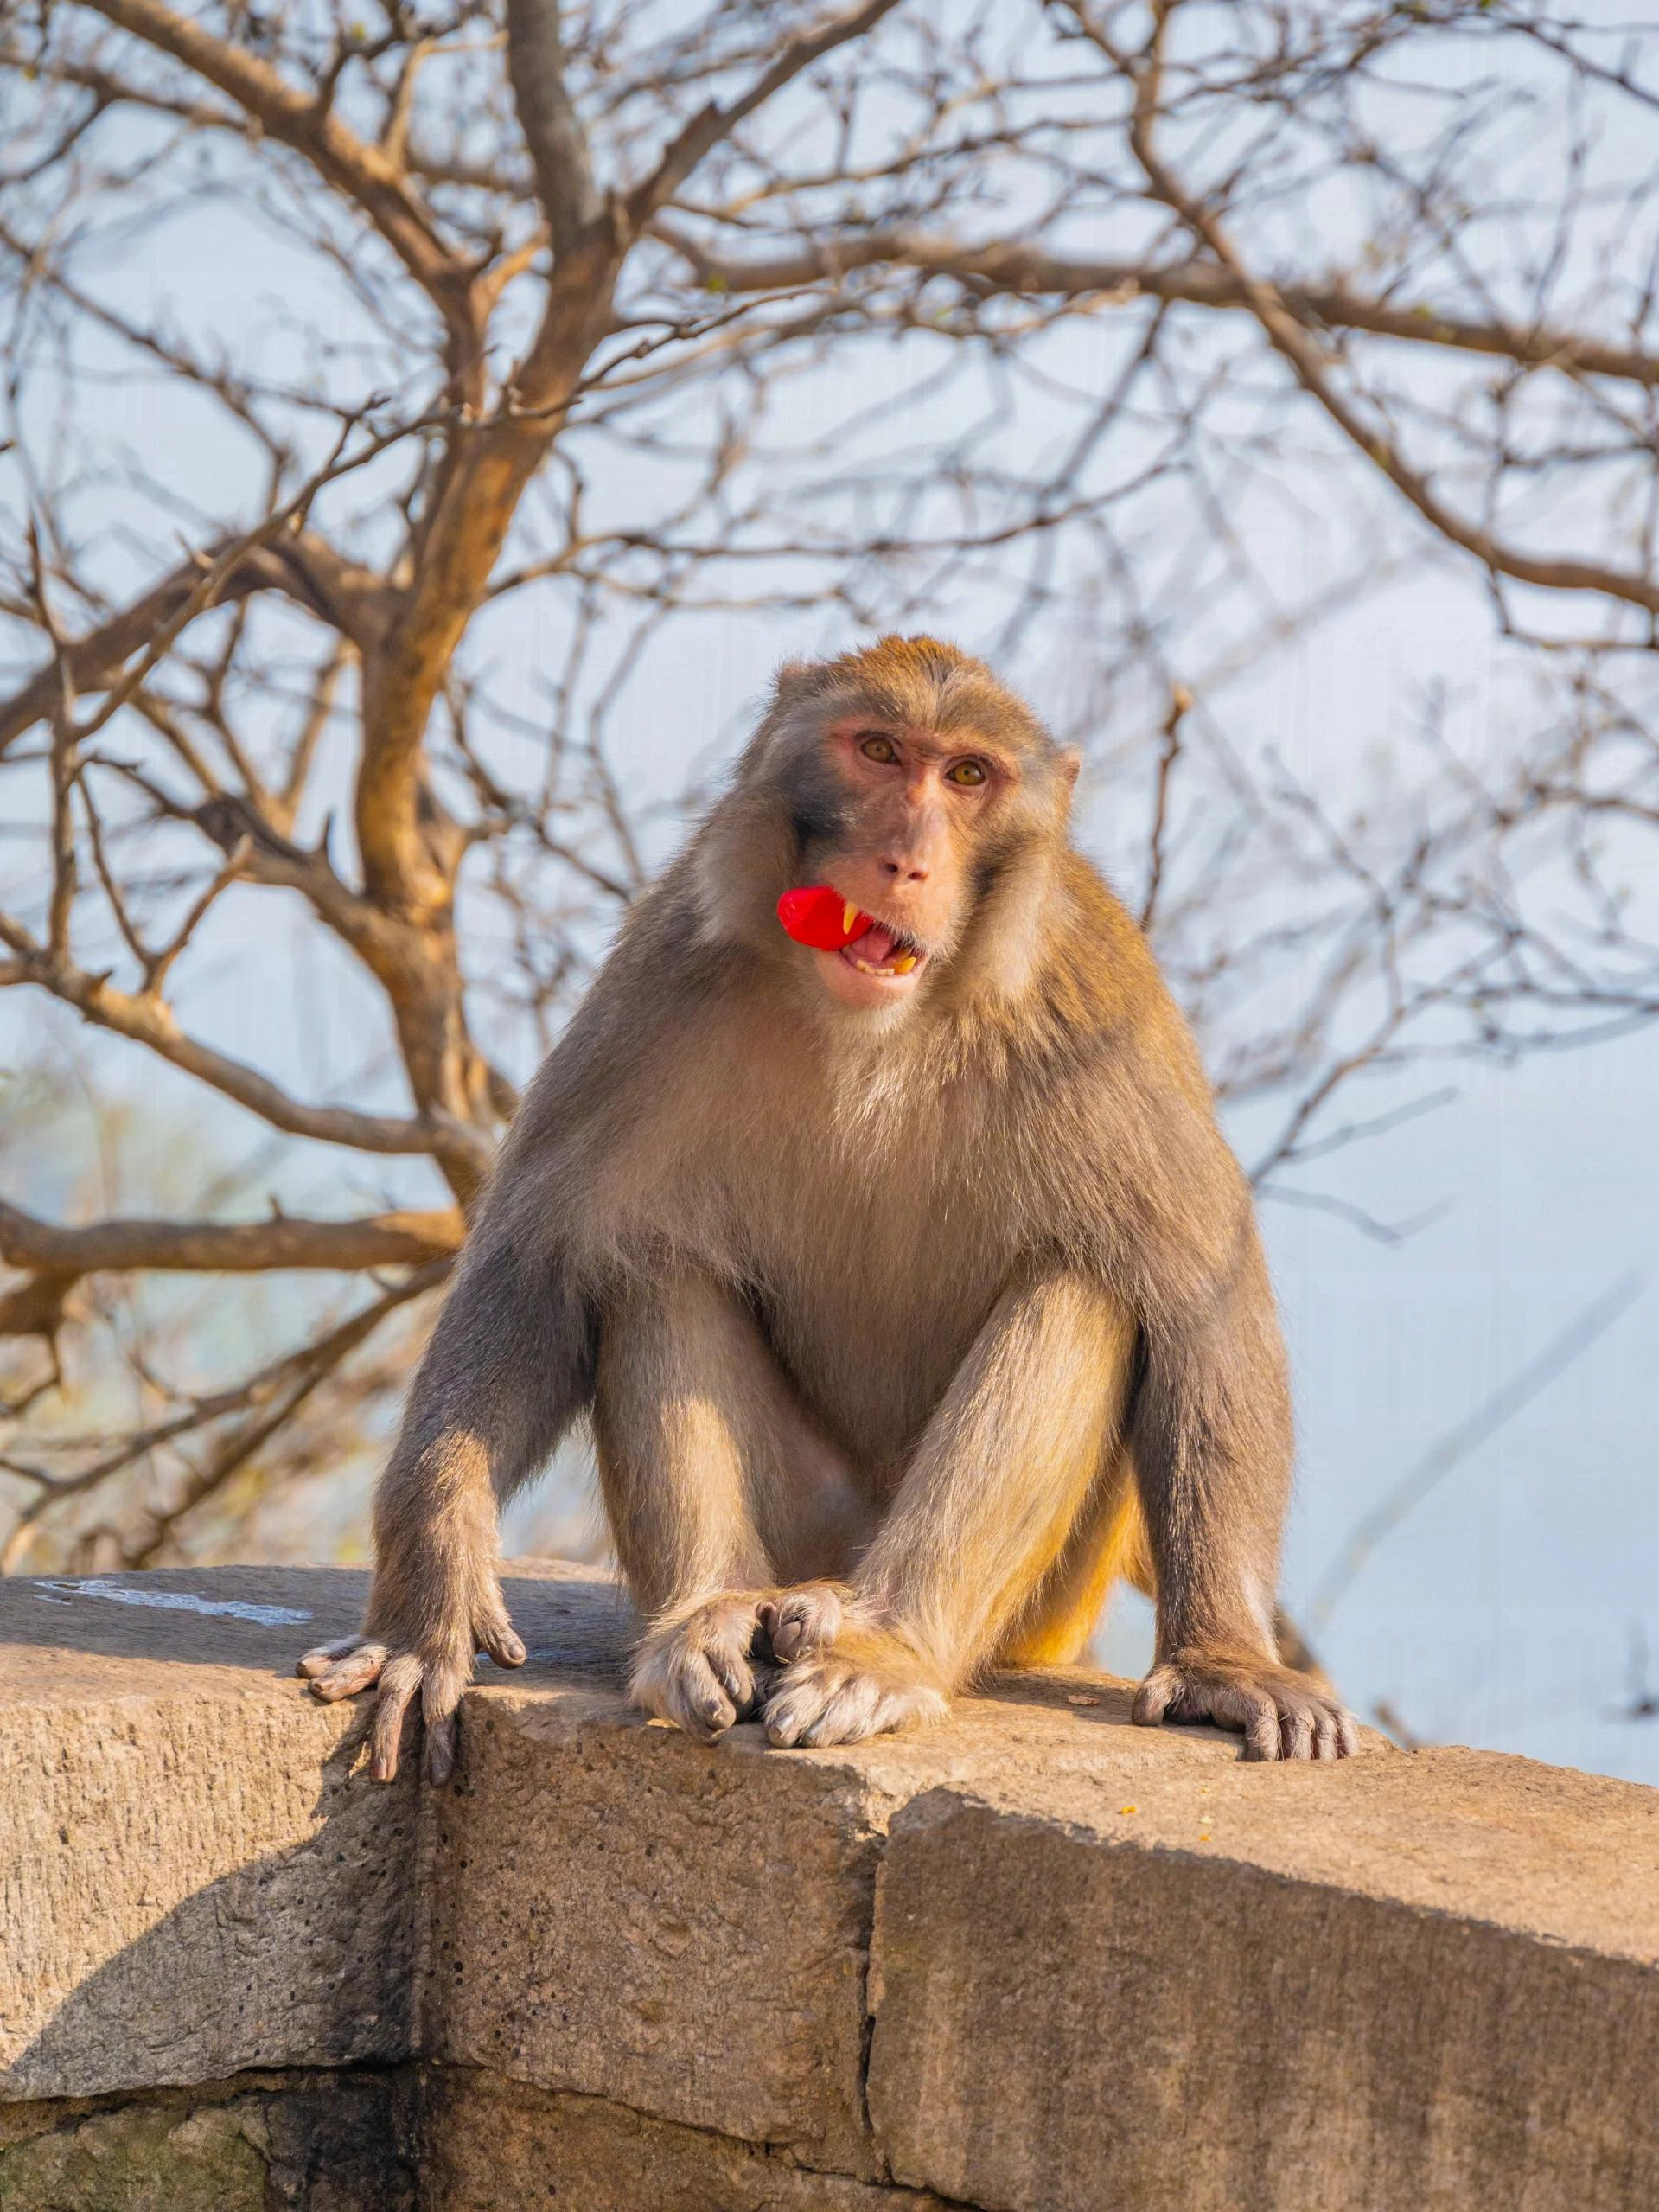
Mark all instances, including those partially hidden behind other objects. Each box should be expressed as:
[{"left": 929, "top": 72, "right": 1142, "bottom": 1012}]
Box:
[
  {"left": 1123, "top": 1163, "right": 1358, "bottom": 1760},
  {"left": 761, "top": 1271, "right": 1138, "bottom": 1748},
  {"left": 297, "top": 1206, "right": 594, "bottom": 1784}
]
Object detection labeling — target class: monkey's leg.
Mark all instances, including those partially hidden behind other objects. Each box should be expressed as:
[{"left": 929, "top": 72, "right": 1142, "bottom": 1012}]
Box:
[
  {"left": 999, "top": 1476, "right": 1337, "bottom": 1694},
  {"left": 763, "top": 1273, "right": 1139, "bottom": 1749},
  {"left": 297, "top": 1234, "right": 592, "bottom": 1785},
  {"left": 992, "top": 1446, "right": 1149, "bottom": 1669},
  {"left": 595, "top": 1271, "right": 870, "bottom": 1741}
]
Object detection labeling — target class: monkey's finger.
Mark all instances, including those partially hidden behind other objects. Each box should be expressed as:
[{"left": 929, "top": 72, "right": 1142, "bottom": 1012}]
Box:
[
  {"left": 297, "top": 1637, "right": 364, "bottom": 1680},
  {"left": 424, "top": 1717, "right": 455, "bottom": 1787},
  {"left": 481, "top": 1623, "right": 526, "bottom": 1669},
  {"left": 1279, "top": 1704, "right": 1315, "bottom": 1761},
  {"left": 309, "top": 1641, "right": 390, "bottom": 1702},
  {"left": 665, "top": 1647, "right": 737, "bottom": 1738},
  {"left": 707, "top": 1646, "right": 755, "bottom": 1714},
  {"left": 769, "top": 1585, "right": 843, "bottom": 1664},
  {"left": 1131, "top": 1666, "right": 1177, "bottom": 1729},
  {"left": 370, "top": 1654, "right": 423, "bottom": 1783},
  {"left": 1240, "top": 1692, "right": 1283, "bottom": 1762},
  {"left": 1309, "top": 1706, "right": 1341, "bottom": 1761},
  {"left": 690, "top": 1677, "right": 737, "bottom": 1738},
  {"left": 423, "top": 1672, "right": 466, "bottom": 1787},
  {"left": 1334, "top": 1706, "right": 1362, "bottom": 1759}
]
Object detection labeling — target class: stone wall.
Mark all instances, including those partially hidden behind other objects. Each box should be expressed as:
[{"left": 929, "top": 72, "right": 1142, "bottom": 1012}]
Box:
[{"left": 3, "top": 1561, "right": 1656, "bottom": 2209}]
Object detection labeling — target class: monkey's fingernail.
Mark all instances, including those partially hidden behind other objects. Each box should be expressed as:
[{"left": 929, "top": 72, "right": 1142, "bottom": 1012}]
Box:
[
  {"left": 892, "top": 955, "right": 916, "bottom": 974},
  {"left": 842, "top": 899, "right": 858, "bottom": 935}
]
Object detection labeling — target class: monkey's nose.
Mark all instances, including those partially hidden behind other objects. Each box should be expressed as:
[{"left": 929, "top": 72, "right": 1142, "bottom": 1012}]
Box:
[{"left": 879, "top": 857, "right": 928, "bottom": 882}]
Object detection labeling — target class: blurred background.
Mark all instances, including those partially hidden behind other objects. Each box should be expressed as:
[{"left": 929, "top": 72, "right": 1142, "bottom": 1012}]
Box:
[{"left": 3, "top": 0, "right": 1656, "bottom": 1777}]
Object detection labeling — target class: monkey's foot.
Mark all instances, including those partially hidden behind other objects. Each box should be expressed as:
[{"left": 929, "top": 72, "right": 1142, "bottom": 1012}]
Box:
[
  {"left": 1132, "top": 1646, "right": 1359, "bottom": 1762},
  {"left": 632, "top": 1585, "right": 845, "bottom": 1741},
  {"left": 762, "top": 1625, "right": 948, "bottom": 1749},
  {"left": 296, "top": 1606, "right": 526, "bottom": 1787}
]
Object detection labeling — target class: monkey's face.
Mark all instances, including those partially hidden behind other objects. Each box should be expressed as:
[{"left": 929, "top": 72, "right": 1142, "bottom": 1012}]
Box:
[{"left": 796, "top": 718, "right": 1017, "bottom": 1013}]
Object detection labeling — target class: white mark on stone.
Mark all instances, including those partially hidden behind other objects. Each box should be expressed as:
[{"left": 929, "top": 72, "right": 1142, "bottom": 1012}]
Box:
[{"left": 32, "top": 1578, "right": 313, "bottom": 1627}]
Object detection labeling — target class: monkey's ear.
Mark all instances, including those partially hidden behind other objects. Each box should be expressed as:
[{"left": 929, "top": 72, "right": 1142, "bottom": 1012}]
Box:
[
  {"left": 1056, "top": 745, "right": 1082, "bottom": 789},
  {"left": 771, "top": 658, "right": 821, "bottom": 705}
]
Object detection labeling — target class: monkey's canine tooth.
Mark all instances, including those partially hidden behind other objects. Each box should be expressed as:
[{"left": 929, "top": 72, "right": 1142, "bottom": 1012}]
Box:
[
  {"left": 892, "top": 955, "right": 917, "bottom": 974},
  {"left": 843, "top": 900, "right": 858, "bottom": 936}
]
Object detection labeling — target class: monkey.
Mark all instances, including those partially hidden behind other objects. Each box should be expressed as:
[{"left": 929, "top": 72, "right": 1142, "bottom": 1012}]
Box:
[{"left": 297, "top": 636, "right": 1356, "bottom": 1781}]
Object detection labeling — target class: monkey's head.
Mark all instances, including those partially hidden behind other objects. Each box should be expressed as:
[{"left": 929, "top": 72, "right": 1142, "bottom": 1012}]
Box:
[{"left": 714, "top": 636, "right": 1080, "bottom": 1016}]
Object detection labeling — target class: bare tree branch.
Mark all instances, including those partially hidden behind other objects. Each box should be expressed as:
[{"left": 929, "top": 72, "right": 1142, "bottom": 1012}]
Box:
[
  {"left": 0, "top": 924, "right": 488, "bottom": 1177},
  {"left": 0, "top": 1198, "right": 465, "bottom": 1282},
  {"left": 80, "top": 0, "right": 480, "bottom": 356},
  {"left": 504, "top": 0, "right": 600, "bottom": 260},
  {"left": 658, "top": 230, "right": 1659, "bottom": 389},
  {"left": 627, "top": 0, "right": 908, "bottom": 227},
  {"left": 0, "top": 534, "right": 389, "bottom": 760}
]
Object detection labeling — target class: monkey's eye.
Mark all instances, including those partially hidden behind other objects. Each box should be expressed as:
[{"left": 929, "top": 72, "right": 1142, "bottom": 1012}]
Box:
[
  {"left": 946, "top": 758, "right": 987, "bottom": 787},
  {"left": 858, "top": 732, "right": 898, "bottom": 764}
]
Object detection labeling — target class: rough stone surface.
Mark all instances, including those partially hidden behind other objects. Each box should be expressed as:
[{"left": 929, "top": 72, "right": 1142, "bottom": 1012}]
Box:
[
  {"left": 421, "top": 2068, "right": 948, "bottom": 2210},
  {"left": 429, "top": 1688, "right": 888, "bottom": 2177},
  {"left": 427, "top": 1573, "right": 1254, "bottom": 2179},
  {"left": 0, "top": 1568, "right": 423, "bottom": 2100},
  {"left": 0, "top": 2071, "right": 417, "bottom": 2211},
  {"left": 5, "top": 1562, "right": 1659, "bottom": 2211},
  {"left": 867, "top": 1779, "right": 1659, "bottom": 2212}
]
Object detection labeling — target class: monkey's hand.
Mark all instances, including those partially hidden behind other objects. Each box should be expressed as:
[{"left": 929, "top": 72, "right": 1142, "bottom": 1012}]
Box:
[
  {"left": 1133, "top": 1645, "right": 1358, "bottom": 1762},
  {"left": 762, "top": 1617, "right": 949, "bottom": 1750},
  {"left": 631, "top": 1583, "right": 845, "bottom": 1741},
  {"left": 296, "top": 1578, "right": 526, "bottom": 1786}
]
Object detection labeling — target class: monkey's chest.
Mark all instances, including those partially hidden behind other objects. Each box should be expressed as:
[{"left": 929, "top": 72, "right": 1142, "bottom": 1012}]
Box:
[{"left": 733, "top": 1147, "right": 1018, "bottom": 1474}]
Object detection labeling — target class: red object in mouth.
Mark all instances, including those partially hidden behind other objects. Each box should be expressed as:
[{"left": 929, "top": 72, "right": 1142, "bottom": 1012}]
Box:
[{"left": 776, "top": 885, "right": 871, "bottom": 950}]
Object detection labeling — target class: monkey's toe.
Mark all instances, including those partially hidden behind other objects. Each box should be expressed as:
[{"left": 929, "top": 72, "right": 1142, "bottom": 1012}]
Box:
[
  {"left": 297, "top": 1636, "right": 363, "bottom": 1681},
  {"left": 1133, "top": 1652, "right": 1360, "bottom": 1763},
  {"left": 756, "top": 1582, "right": 845, "bottom": 1664},
  {"left": 763, "top": 1659, "right": 948, "bottom": 1749},
  {"left": 482, "top": 1623, "right": 526, "bottom": 1669},
  {"left": 304, "top": 1640, "right": 390, "bottom": 1702}
]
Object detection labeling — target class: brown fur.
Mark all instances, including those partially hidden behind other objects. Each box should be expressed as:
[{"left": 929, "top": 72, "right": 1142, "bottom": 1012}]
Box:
[{"left": 299, "top": 637, "right": 1355, "bottom": 1777}]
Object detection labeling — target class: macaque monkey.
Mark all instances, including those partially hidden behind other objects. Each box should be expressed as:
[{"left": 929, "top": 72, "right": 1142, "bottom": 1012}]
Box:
[{"left": 299, "top": 637, "right": 1356, "bottom": 1780}]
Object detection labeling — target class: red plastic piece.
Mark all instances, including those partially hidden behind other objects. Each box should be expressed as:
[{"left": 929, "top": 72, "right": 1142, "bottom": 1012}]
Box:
[{"left": 777, "top": 885, "right": 871, "bottom": 950}]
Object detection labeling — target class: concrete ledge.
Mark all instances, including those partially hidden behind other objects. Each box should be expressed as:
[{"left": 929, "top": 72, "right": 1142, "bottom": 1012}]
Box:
[
  {"left": 868, "top": 1781, "right": 1659, "bottom": 2211},
  {"left": 0, "top": 2071, "right": 417, "bottom": 2211},
  {"left": 3, "top": 1563, "right": 1656, "bottom": 2209}
]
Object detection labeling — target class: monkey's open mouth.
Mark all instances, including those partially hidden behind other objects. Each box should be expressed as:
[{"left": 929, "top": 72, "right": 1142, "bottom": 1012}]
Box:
[{"left": 839, "top": 919, "right": 928, "bottom": 980}]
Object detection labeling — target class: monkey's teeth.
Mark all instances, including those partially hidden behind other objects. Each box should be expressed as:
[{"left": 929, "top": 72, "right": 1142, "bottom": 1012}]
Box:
[
  {"left": 843, "top": 900, "right": 858, "bottom": 936},
  {"left": 848, "top": 952, "right": 922, "bottom": 977}
]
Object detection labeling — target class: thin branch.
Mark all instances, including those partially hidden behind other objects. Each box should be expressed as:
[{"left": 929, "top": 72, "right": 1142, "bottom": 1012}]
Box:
[
  {"left": 1139, "top": 681, "right": 1190, "bottom": 931},
  {"left": 0, "top": 924, "right": 490, "bottom": 1177},
  {"left": 628, "top": 0, "right": 907, "bottom": 227},
  {"left": 80, "top": 0, "right": 476, "bottom": 348},
  {"left": 657, "top": 230, "right": 1659, "bottom": 389},
  {"left": 0, "top": 534, "right": 390, "bottom": 760},
  {"left": 1080, "top": 6, "right": 1659, "bottom": 618}
]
